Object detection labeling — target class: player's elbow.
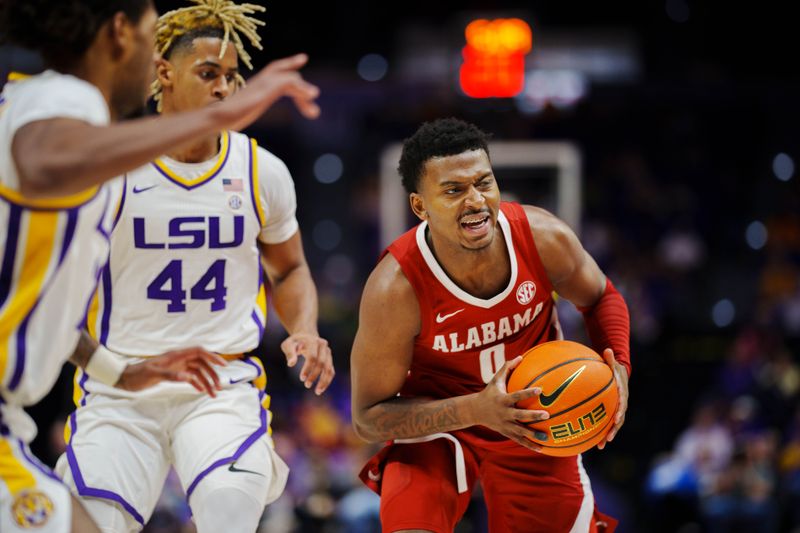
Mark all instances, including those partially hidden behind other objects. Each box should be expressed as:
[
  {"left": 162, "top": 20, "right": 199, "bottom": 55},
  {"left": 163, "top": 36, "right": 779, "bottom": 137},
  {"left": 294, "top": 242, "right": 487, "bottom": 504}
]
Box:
[
  {"left": 15, "top": 153, "right": 88, "bottom": 198},
  {"left": 351, "top": 410, "right": 382, "bottom": 443}
]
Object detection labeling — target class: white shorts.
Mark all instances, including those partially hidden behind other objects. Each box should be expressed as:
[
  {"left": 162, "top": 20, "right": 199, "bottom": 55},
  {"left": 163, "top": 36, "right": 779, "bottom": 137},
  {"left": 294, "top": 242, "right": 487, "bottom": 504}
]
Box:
[
  {"left": 1, "top": 427, "right": 72, "bottom": 532},
  {"left": 55, "top": 357, "right": 289, "bottom": 529}
]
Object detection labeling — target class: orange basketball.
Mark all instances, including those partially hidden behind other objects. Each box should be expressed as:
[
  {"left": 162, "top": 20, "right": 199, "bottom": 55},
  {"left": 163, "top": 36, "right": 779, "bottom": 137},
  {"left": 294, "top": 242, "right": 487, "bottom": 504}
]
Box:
[{"left": 507, "top": 340, "right": 618, "bottom": 457}]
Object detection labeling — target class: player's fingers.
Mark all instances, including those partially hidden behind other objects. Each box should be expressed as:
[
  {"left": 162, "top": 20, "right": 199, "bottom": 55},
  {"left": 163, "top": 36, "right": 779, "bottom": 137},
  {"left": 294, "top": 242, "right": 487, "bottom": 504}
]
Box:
[
  {"left": 292, "top": 96, "right": 321, "bottom": 119},
  {"left": 616, "top": 396, "right": 628, "bottom": 424},
  {"left": 507, "top": 430, "right": 543, "bottom": 453},
  {"left": 602, "top": 348, "right": 615, "bottom": 369},
  {"left": 172, "top": 370, "right": 215, "bottom": 397},
  {"left": 297, "top": 346, "right": 320, "bottom": 388},
  {"left": 183, "top": 365, "right": 218, "bottom": 397},
  {"left": 519, "top": 425, "right": 550, "bottom": 444},
  {"left": 281, "top": 339, "right": 300, "bottom": 367},
  {"left": 507, "top": 386, "right": 542, "bottom": 404},
  {"left": 198, "top": 350, "right": 228, "bottom": 367},
  {"left": 192, "top": 374, "right": 217, "bottom": 397},
  {"left": 190, "top": 357, "right": 222, "bottom": 390},
  {"left": 512, "top": 408, "right": 549, "bottom": 423},
  {"left": 314, "top": 349, "right": 335, "bottom": 396},
  {"left": 491, "top": 356, "right": 522, "bottom": 386},
  {"left": 285, "top": 78, "right": 320, "bottom": 99},
  {"left": 606, "top": 414, "right": 626, "bottom": 442},
  {"left": 301, "top": 346, "right": 323, "bottom": 389},
  {"left": 505, "top": 355, "right": 524, "bottom": 372},
  {"left": 279, "top": 78, "right": 320, "bottom": 119},
  {"left": 264, "top": 53, "right": 309, "bottom": 73}
]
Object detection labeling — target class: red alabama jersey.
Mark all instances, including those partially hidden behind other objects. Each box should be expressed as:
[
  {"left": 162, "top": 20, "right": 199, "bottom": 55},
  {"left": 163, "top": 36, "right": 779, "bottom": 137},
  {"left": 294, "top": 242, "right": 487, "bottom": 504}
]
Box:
[{"left": 387, "top": 202, "right": 562, "bottom": 441}]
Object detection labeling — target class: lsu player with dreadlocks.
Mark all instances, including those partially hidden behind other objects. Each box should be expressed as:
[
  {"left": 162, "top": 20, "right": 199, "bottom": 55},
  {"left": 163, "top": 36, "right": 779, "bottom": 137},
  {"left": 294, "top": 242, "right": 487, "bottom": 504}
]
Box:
[
  {"left": 54, "top": 2, "right": 334, "bottom": 532},
  {"left": 0, "top": 0, "right": 320, "bottom": 531}
]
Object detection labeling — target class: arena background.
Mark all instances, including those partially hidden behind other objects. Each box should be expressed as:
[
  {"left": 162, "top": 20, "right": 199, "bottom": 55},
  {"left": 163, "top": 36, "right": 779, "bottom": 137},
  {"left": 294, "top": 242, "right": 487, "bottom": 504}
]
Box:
[{"left": 2, "top": 1, "right": 799, "bottom": 531}]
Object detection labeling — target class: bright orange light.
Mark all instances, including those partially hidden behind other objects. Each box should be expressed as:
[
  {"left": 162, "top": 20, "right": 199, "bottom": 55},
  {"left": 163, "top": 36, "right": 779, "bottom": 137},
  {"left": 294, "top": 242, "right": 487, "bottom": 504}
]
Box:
[{"left": 460, "top": 18, "right": 532, "bottom": 98}]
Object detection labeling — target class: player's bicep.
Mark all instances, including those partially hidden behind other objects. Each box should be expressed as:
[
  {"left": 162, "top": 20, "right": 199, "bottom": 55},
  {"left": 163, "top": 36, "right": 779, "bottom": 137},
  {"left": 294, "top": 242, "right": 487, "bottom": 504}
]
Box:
[
  {"left": 350, "top": 258, "right": 418, "bottom": 413},
  {"left": 12, "top": 119, "right": 93, "bottom": 187},
  {"left": 554, "top": 243, "right": 606, "bottom": 307},
  {"left": 350, "top": 316, "right": 414, "bottom": 410}
]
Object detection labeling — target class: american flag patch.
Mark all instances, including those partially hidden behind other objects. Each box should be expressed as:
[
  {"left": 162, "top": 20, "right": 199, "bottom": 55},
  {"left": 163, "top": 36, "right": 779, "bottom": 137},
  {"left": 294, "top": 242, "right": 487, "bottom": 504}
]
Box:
[{"left": 222, "top": 178, "right": 243, "bottom": 192}]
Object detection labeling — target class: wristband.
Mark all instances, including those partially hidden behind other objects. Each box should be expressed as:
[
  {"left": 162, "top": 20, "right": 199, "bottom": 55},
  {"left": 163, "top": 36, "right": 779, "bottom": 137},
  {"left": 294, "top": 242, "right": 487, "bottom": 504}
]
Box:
[
  {"left": 577, "top": 278, "right": 631, "bottom": 376},
  {"left": 85, "top": 345, "right": 129, "bottom": 386}
]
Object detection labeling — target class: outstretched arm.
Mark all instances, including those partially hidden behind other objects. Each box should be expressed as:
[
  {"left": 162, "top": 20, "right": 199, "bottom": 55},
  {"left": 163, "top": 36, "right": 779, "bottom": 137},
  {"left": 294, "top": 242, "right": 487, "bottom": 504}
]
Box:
[
  {"left": 350, "top": 254, "right": 549, "bottom": 450},
  {"left": 13, "top": 54, "right": 320, "bottom": 199},
  {"left": 523, "top": 205, "right": 630, "bottom": 448},
  {"left": 69, "top": 330, "right": 226, "bottom": 395},
  {"left": 259, "top": 231, "right": 334, "bottom": 395}
]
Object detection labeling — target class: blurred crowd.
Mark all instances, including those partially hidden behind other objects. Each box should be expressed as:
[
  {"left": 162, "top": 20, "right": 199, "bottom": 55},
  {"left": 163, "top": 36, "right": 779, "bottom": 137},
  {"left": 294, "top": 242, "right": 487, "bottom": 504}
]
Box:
[{"left": 646, "top": 328, "right": 800, "bottom": 533}]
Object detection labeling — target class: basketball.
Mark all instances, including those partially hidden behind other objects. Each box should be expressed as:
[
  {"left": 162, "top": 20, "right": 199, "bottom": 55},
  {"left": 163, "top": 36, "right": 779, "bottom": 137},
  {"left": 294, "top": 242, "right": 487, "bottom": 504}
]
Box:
[{"left": 507, "top": 340, "right": 619, "bottom": 457}]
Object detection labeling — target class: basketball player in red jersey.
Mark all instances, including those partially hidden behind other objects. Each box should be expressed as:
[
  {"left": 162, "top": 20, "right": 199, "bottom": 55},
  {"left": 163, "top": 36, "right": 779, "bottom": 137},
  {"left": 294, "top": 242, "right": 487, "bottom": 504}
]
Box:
[{"left": 351, "top": 118, "right": 631, "bottom": 533}]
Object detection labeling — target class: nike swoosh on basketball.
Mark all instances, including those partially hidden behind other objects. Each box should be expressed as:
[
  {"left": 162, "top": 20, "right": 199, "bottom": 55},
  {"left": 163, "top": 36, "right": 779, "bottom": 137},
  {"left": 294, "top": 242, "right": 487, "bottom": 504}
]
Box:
[
  {"left": 435, "top": 309, "right": 464, "bottom": 323},
  {"left": 132, "top": 184, "right": 158, "bottom": 194},
  {"left": 228, "top": 462, "right": 264, "bottom": 477},
  {"left": 539, "top": 365, "right": 587, "bottom": 407}
]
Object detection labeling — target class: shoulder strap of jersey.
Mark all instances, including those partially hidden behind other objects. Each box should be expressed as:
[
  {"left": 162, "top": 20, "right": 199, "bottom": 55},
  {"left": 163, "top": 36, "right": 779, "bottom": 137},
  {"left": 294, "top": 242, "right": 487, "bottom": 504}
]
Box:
[
  {"left": 244, "top": 134, "right": 266, "bottom": 227},
  {"left": 500, "top": 202, "right": 554, "bottom": 294}
]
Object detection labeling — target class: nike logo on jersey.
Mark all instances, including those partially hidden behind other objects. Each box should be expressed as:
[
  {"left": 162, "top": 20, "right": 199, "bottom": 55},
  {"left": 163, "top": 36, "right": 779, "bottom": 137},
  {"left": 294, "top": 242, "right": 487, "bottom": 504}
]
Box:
[
  {"left": 367, "top": 469, "right": 382, "bottom": 482},
  {"left": 132, "top": 184, "right": 158, "bottom": 194},
  {"left": 539, "top": 365, "right": 586, "bottom": 407},
  {"left": 435, "top": 309, "right": 465, "bottom": 323},
  {"left": 228, "top": 462, "right": 264, "bottom": 477}
]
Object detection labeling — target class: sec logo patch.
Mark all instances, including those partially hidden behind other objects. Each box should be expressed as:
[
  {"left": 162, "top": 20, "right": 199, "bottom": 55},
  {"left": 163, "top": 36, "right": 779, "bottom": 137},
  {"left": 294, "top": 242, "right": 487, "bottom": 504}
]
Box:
[
  {"left": 11, "top": 490, "right": 54, "bottom": 528},
  {"left": 516, "top": 280, "right": 536, "bottom": 305},
  {"left": 228, "top": 195, "right": 243, "bottom": 210}
]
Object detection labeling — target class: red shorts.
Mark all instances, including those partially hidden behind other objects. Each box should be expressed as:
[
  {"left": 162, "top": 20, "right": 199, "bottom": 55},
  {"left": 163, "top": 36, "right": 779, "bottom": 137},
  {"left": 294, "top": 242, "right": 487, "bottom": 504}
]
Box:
[{"left": 360, "top": 431, "right": 617, "bottom": 533}]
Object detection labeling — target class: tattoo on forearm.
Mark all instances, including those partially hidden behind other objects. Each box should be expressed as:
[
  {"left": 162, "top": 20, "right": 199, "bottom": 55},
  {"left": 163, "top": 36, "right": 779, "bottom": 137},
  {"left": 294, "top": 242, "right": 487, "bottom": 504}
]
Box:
[{"left": 369, "top": 398, "right": 464, "bottom": 439}]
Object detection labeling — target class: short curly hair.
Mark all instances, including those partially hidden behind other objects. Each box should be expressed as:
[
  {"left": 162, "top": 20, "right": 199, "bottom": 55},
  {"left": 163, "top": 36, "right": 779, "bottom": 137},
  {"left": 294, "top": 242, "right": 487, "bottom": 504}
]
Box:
[
  {"left": 0, "top": 0, "right": 151, "bottom": 69},
  {"left": 398, "top": 118, "right": 491, "bottom": 194}
]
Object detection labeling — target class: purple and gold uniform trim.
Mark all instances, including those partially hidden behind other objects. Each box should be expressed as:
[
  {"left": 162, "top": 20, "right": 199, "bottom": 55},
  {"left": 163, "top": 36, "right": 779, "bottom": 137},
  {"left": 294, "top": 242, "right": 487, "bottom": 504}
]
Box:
[
  {"left": 151, "top": 131, "right": 231, "bottom": 190},
  {"left": 248, "top": 138, "right": 266, "bottom": 227},
  {"left": 0, "top": 200, "right": 81, "bottom": 391}
]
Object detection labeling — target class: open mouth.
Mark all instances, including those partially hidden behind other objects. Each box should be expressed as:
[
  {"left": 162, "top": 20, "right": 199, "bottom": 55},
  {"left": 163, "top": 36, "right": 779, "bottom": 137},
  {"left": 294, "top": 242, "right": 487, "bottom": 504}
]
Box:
[{"left": 459, "top": 212, "right": 491, "bottom": 234}]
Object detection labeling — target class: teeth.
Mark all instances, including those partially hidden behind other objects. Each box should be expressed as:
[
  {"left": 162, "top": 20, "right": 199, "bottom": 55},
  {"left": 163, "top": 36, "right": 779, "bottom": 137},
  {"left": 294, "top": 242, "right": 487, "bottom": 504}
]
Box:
[{"left": 461, "top": 214, "right": 488, "bottom": 224}]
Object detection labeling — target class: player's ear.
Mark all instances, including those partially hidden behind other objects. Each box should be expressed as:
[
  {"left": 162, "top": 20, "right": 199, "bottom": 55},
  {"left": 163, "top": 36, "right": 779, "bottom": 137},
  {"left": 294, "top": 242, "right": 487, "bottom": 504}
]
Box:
[
  {"left": 409, "top": 193, "right": 427, "bottom": 221},
  {"left": 156, "top": 58, "right": 174, "bottom": 89},
  {"left": 106, "top": 12, "right": 137, "bottom": 62}
]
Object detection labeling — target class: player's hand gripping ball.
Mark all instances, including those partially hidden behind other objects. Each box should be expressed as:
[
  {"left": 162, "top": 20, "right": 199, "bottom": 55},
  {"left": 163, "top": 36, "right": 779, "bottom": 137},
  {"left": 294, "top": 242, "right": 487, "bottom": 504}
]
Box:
[{"left": 507, "top": 340, "right": 619, "bottom": 456}]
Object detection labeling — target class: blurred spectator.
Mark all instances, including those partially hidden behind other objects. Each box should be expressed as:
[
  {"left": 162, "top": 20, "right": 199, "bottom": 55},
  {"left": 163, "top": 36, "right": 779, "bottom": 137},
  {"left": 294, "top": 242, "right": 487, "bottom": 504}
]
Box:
[{"left": 701, "top": 431, "right": 779, "bottom": 533}]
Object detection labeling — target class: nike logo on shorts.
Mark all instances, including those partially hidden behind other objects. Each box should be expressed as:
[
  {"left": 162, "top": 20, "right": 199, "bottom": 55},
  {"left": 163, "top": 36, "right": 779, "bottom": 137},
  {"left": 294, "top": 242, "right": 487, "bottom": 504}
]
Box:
[
  {"left": 228, "top": 462, "right": 264, "bottom": 477},
  {"left": 539, "top": 365, "right": 586, "bottom": 407},
  {"left": 435, "top": 309, "right": 464, "bottom": 323},
  {"left": 132, "top": 184, "right": 158, "bottom": 194}
]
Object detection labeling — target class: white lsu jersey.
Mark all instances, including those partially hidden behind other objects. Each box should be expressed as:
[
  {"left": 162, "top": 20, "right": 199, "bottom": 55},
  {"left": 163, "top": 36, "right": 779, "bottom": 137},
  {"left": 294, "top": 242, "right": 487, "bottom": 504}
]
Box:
[
  {"left": 88, "top": 130, "right": 299, "bottom": 356},
  {"left": 0, "top": 71, "right": 116, "bottom": 417}
]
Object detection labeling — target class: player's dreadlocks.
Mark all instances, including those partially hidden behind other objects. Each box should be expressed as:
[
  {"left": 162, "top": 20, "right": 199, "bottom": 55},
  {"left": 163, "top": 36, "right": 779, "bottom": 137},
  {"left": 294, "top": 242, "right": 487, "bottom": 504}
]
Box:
[
  {"left": 152, "top": 0, "right": 265, "bottom": 109},
  {"left": 0, "top": 0, "right": 152, "bottom": 70}
]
